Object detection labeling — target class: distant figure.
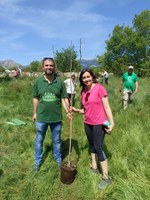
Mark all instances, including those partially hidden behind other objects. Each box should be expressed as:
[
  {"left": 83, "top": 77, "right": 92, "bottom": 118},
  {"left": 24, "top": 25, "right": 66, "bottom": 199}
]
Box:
[
  {"left": 18, "top": 67, "right": 22, "bottom": 76},
  {"left": 64, "top": 74, "right": 77, "bottom": 106},
  {"left": 103, "top": 71, "right": 109, "bottom": 85},
  {"left": 119, "top": 66, "right": 138, "bottom": 110},
  {"left": 13, "top": 67, "right": 20, "bottom": 79}
]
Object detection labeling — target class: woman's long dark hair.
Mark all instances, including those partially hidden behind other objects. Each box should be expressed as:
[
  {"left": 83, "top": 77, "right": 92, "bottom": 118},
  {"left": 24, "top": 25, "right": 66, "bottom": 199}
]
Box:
[{"left": 79, "top": 68, "right": 98, "bottom": 92}]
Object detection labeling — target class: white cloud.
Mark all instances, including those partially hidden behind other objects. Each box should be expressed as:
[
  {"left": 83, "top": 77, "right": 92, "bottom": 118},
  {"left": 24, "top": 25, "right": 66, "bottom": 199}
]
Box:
[{"left": 0, "top": 1, "right": 114, "bottom": 46}]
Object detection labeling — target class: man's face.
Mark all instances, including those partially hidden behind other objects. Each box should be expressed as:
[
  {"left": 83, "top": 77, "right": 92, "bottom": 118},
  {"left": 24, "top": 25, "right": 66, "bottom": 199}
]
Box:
[
  {"left": 128, "top": 69, "right": 133, "bottom": 74},
  {"left": 43, "top": 59, "right": 55, "bottom": 75}
]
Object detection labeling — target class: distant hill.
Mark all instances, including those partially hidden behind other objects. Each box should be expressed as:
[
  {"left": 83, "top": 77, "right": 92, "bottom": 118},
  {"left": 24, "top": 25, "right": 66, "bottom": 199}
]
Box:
[
  {"left": 0, "top": 59, "right": 22, "bottom": 69},
  {"left": 80, "top": 59, "right": 98, "bottom": 68},
  {"left": 0, "top": 58, "right": 99, "bottom": 69}
]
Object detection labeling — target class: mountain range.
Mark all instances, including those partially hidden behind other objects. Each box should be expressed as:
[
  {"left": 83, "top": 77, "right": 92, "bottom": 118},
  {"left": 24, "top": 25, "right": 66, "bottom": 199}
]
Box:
[
  {"left": 80, "top": 59, "right": 98, "bottom": 68},
  {"left": 0, "top": 59, "right": 22, "bottom": 69},
  {"left": 0, "top": 58, "right": 98, "bottom": 69}
]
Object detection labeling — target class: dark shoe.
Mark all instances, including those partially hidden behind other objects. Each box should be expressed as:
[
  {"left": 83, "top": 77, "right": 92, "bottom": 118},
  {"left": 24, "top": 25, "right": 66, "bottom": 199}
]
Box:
[
  {"left": 98, "top": 177, "right": 112, "bottom": 190},
  {"left": 33, "top": 165, "right": 40, "bottom": 172},
  {"left": 90, "top": 167, "right": 99, "bottom": 174}
]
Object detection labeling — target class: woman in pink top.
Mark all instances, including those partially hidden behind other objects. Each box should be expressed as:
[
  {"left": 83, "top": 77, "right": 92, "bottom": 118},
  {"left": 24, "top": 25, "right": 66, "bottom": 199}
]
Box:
[{"left": 71, "top": 69, "right": 114, "bottom": 190}]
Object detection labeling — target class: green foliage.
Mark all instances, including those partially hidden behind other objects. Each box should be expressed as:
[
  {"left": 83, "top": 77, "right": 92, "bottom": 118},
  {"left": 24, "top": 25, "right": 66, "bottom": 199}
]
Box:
[
  {"left": 54, "top": 45, "right": 80, "bottom": 72},
  {"left": 0, "top": 66, "right": 5, "bottom": 72},
  {"left": 22, "top": 66, "right": 31, "bottom": 72},
  {"left": 0, "top": 76, "right": 150, "bottom": 200},
  {"left": 30, "top": 60, "right": 41, "bottom": 72},
  {"left": 133, "top": 10, "right": 150, "bottom": 65},
  {"left": 98, "top": 10, "right": 150, "bottom": 74},
  {"left": 133, "top": 10, "right": 150, "bottom": 42},
  {"left": 90, "top": 67, "right": 101, "bottom": 77}
]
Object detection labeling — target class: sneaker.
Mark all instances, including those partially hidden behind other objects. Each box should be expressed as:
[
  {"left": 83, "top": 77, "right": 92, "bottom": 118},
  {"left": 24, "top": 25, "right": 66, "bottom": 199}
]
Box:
[
  {"left": 90, "top": 167, "right": 99, "bottom": 174},
  {"left": 98, "top": 177, "right": 112, "bottom": 190},
  {"left": 33, "top": 164, "right": 40, "bottom": 172}
]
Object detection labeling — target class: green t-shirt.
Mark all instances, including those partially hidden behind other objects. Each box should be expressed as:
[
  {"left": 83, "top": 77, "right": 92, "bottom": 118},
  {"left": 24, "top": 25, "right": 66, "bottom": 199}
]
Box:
[
  {"left": 122, "top": 72, "right": 138, "bottom": 91},
  {"left": 33, "top": 75, "right": 68, "bottom": 123}
]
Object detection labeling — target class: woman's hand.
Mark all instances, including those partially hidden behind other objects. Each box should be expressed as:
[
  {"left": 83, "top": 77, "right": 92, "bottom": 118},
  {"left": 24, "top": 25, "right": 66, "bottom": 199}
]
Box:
[
  {"left": 70, "top": 106, "right": 78, "bottom": 112},
  {"left": 70, "top": 107, "right": 84, "bottom": 114},
  {"left": 105, "top": 124, "right": 114, "bottom": 135}
]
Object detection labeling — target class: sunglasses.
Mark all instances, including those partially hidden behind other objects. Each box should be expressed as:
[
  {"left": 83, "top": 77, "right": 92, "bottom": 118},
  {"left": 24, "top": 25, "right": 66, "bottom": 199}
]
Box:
[
  {"left": 43, "top": 57, "right": 53, "bottom": 61},
  {"left": 85, "top": 92, "right": 90, "bottom": 102}
]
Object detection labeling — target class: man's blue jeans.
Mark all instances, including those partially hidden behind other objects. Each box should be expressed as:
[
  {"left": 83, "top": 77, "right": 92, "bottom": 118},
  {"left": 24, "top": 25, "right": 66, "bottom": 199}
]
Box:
[{"left": 34, "top": 121, "right": 62, "bottom": 166}]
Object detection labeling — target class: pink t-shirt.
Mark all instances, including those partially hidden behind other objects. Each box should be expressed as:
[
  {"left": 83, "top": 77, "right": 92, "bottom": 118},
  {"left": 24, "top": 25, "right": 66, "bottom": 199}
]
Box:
[{"left": 81, "top": 83, "right": 107, "bottom": 125}]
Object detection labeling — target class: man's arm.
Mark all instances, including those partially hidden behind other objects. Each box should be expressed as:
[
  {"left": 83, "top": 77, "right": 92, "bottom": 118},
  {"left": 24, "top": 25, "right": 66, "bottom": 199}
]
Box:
[
  {"left": 33, "top": 97, "right": 39, "bottom": 121},
  {"left": 62, "top": 98, "right": 72, "bottom": 119},
  {"left": 119, "top": 80, "right": 124, "bottom": 92},
  {"left": 134, "top": 81, "right": 138, "bottom": 94}
]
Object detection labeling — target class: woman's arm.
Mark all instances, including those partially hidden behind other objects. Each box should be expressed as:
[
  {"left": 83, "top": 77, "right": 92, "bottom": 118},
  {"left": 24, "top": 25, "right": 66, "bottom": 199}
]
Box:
[{"left": 71, "top": 106, "right": 84, "bottom": 114}]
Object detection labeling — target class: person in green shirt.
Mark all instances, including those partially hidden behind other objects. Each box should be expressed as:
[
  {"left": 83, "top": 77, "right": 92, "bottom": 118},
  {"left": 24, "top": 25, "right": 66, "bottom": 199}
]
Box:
[
  {"left": 32, "top": 57, "right": 71, "bottom": 171},
  {"left": 119, "top": 66, "right": 138, "bottom": 110}
]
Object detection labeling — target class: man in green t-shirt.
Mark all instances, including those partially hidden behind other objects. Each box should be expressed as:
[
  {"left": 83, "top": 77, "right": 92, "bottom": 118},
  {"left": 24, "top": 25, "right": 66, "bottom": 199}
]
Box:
[
  {"left": 32, "top": 57, "right": 71, "bottom": 171},
  {"left": 119, "top": 66, "right": 138, "bottom": 110}
]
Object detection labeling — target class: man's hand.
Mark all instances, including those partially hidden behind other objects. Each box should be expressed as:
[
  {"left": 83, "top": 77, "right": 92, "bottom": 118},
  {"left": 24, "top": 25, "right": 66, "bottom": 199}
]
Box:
[
  {"left": 66, "top": 112, "right": 73, "bottom": 120},
  {"left": 134, "top": 90, "right": 138, "bottom": 94},
  {"left": 32, "top": 113, "right": 37, "bottom": 122}
]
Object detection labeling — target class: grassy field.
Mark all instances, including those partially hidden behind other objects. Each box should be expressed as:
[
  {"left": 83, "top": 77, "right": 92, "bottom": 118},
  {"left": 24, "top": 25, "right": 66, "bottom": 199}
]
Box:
[{"left": 0, "top": 75, "right": 150, "bottom": 200}]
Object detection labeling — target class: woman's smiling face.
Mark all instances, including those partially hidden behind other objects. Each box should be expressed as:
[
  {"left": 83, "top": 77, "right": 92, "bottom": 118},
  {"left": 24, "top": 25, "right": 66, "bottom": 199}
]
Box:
[{"left": 82, "top": 72, "right": 93, "bottom": 87}]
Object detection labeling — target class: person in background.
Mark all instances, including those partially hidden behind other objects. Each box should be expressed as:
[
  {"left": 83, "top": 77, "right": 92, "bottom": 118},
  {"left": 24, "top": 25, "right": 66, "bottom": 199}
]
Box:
[
  {"left": 18, "top": 67, "right": 22, "bottom": 76},
  {"left": 64, "top": 74, "right": 77, "bottom": 106},
  {"left": 119, "top": 66, "right": 138, "bottom": 110},
  {"left": 103, "top": 70, "right": 109, "bottom": 85},
  {"left": 13, "top": 67, "right": 20, "bottom": 79},
  {"left": 71, "top": 68, "right": 114, "bottom": 190},
  {"left": 32, "top": 57, "right": 71, "bottom": 171}
]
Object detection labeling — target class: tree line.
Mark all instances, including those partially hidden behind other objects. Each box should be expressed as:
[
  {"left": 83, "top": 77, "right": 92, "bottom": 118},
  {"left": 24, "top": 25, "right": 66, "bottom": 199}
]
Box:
[{"left": 97, "top": 10, "right": 150, "bottom": 76}]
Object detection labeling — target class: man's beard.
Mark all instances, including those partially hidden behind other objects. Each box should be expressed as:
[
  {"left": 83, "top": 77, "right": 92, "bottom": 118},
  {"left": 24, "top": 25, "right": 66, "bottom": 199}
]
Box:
[{"left": 45, "top": 69, "right": 54, "bottom": 75}]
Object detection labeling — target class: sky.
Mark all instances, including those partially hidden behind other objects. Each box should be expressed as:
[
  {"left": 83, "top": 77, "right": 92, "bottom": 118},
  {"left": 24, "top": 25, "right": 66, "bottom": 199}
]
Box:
[{"left": 0, "top": 0, "right": 149, "bottom": 66}]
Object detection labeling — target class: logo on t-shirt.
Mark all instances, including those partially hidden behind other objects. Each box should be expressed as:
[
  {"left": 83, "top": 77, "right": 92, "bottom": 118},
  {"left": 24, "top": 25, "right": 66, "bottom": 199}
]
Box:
[
  {"left": 42, "top": 92, "right": 57, "bottom": 102},
  {"left": 128, "top": 77, "right": 133, "bottom": 82}
]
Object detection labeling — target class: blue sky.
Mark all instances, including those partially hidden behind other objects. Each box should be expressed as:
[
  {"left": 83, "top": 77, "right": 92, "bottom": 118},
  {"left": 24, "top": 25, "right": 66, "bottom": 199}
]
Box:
[{"left": 0, "top": 0, "right": 149, "bottom": 65}]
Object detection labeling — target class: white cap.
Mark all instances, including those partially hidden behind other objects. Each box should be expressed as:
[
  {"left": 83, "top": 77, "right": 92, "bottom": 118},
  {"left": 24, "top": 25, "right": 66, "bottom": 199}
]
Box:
[{"left": 128, "top": 66, "right": 134, "bottom": 70}]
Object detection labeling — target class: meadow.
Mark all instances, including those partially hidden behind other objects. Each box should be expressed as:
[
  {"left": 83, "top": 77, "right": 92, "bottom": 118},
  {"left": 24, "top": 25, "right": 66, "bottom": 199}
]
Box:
[{"left": 0, "top": 75, "right": 150, "bottom": 200}]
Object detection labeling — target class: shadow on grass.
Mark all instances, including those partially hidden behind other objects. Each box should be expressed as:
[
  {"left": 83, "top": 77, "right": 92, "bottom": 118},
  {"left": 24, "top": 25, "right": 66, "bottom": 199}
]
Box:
[
  {"left": 62, "top": 139, "right": 80, "bottom": 162},
  {"left": 41, "top": 144, "right": 52, "bottom": 166},
  {"left": 103, "top": 143, "right": 112, "bottom": 161},
  {"left": 40, "top": 139, "right": 80, "bottom": 166}
]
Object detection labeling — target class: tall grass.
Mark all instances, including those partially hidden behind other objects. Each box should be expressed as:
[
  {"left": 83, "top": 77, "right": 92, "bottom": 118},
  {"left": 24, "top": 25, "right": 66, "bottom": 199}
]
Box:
[{"left": 0, "top": 76, "right": 150, "bottom": 200}]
